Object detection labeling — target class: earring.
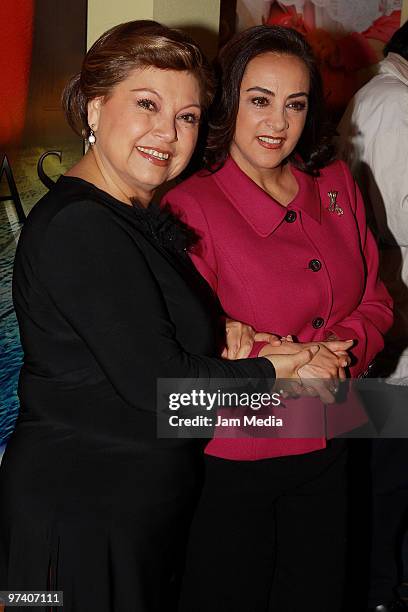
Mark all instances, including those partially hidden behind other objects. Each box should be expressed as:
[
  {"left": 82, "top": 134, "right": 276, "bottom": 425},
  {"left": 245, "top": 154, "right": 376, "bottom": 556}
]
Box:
[{"left": 88, "top": 124, "right": 96, "bottom": 145}]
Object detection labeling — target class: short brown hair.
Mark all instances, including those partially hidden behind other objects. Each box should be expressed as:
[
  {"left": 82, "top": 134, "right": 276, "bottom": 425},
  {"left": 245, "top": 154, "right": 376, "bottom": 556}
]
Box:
[
  {"left": 62, "top": 20, "right": 215, "bottom": 138},
  {"left": 205, "top": 25, "right": 335, "bottom": 175}
]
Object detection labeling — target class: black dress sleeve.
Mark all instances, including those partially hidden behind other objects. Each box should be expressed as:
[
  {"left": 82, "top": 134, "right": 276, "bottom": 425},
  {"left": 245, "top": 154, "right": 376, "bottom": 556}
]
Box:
[{"left": 39, "top": 200, "right": 275, "bottom": 410}]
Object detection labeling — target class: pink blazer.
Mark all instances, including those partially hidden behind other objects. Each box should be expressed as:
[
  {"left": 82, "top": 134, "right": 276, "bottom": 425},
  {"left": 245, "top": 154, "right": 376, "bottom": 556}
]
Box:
[{"left": 163, "top": 157, "right": 393, "bottom": 460}]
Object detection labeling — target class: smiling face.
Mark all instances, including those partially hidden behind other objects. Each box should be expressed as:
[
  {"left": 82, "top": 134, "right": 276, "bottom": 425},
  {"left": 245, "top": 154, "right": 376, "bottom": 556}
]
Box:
[
  {"left": 87, "top": 66, "right": 202, "bottom": 203},
  {"left": 230, "top": 52, "right": 310, "bottom": 181}
]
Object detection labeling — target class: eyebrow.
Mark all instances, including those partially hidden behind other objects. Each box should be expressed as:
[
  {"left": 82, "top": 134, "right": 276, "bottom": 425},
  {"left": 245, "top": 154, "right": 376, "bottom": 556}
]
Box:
[
  {"left": 130, "top": 87, "right": 201, "bottom": 108},
  {"left": 130, "top": 87, "right": 161, "bottom": 96},
  {"left": 245, "top": 86, "right": 309, "bottom": 99}
]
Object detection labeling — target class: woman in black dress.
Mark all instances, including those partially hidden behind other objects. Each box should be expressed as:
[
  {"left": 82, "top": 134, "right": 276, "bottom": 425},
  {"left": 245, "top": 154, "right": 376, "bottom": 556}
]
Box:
[{"left": 0, "top": 20, "right": 335, "bottom": 612}]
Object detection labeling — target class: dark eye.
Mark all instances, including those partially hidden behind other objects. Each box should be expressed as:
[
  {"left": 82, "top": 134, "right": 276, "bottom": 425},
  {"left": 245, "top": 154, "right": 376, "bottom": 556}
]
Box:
[
  {"left": 137, "top": 98, "right": 156, "bottom": 111},
  {"left": 287, "top": 100, "right": 307, "bottom": 111},
  {"left": 251, "top": 96, "right": 269, "bottom": 107},
  {"left": 178, "top": 112, "right": 200, "bottom": 125}
]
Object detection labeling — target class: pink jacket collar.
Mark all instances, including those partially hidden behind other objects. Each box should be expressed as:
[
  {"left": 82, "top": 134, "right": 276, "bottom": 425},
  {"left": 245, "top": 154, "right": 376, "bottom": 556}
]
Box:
[{"left": 213, "top": 156, "right": 322, "bottom": 236}]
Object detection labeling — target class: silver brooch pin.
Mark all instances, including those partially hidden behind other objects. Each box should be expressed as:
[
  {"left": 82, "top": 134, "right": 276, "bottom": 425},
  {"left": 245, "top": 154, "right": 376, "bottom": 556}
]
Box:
[{"left": 327, "top": 191, "right": 343, "bottom": 216}]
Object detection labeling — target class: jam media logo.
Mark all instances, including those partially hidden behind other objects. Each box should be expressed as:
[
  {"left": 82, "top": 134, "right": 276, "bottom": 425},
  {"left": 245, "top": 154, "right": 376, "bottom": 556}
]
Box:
[{"left": 327, "top": 190, "right": 344, "bottom": 216}]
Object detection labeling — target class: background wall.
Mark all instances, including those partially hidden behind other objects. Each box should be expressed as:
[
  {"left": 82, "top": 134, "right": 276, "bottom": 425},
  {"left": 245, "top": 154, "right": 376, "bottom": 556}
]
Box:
[
  {"left": 87, "top": 0, "right": 154, "bottom": 48},
  {"left": 153, "top": 0, "right": 221, "bottom": 58},
  {"left": 402, "top": 0, "right": 408, "bottom": 22},
  {"left": 87, "top": 0, "right": 221, "bottom": 57}
]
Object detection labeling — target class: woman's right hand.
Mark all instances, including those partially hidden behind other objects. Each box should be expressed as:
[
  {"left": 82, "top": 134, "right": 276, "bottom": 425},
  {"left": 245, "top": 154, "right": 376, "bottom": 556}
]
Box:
[
  {"left": 263, "top": 345, "right": 320, "bottom": 379},
  {"left": 263, "top": 345, "right": 322, "bottom": 399}
]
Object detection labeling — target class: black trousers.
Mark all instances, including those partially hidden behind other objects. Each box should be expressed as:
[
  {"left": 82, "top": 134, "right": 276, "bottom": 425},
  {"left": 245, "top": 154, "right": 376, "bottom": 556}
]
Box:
[
  {"left": 355, "top": 383, "right": 408, "bottom": 607},
  {"left": 369, "top": 438, "right": 408, "bottom": 607},
  {"left": 179, "top": 440, "right": 348, "bottom": 612}
]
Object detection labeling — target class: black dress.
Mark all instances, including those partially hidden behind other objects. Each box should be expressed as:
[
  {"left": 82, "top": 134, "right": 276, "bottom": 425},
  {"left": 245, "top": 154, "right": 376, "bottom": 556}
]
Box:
[{"left": 0, "top": 177, "right": 274, "bottom": 612}]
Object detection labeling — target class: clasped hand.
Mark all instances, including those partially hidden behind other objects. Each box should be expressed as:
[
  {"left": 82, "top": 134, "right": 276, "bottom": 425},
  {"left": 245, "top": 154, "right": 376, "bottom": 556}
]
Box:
[{"left": 223, "top": 319, "right": 354, "bottom": 404}]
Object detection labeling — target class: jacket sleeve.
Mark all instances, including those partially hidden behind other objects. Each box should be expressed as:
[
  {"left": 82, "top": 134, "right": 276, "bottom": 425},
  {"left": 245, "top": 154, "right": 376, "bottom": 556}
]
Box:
[
  {"left": 162, "top": 188, "right": 219, "bottom": 292},
  {"left": 327, "top": 162, "right": 393, "bottom": 376},
  {"left": 39, "top": 201, "right": 275, "bottom": 412}
]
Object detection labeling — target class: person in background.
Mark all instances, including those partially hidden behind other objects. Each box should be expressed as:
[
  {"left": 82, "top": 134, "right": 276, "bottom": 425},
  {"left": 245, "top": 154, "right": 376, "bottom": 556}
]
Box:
[
  {"left": 163, "top": 24, "right": 393, "bottom": 612},
  {"left": 338, "top": 19, "right": 408, "bottom": 612}
]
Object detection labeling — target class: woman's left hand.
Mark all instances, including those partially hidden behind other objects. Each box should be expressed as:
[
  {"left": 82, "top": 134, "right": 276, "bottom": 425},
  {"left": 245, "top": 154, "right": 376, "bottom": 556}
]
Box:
[
  {"left": 222, "top": 318, "right": 281, "bottom": 359},
  {"left": 259, "top": 338, "right": 354, "bottom": 383}
]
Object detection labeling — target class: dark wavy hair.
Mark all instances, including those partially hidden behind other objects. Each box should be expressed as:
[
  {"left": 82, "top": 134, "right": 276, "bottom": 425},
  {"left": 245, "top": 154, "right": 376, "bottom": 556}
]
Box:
[
  {"left": 384, "top": 19, "right": 408, "bottom": 61},
  {"left": 205, "top": 25, "right": 335, "bottom": 175},
  {"left": 62, "top": 20, "right": 215, "bottom": 139}
]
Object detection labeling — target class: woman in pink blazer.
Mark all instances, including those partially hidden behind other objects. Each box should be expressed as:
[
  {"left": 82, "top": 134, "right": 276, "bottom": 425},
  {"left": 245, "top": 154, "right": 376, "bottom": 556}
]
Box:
[{"left": 163, "top": 25, "right": 393, "bottom": 612}]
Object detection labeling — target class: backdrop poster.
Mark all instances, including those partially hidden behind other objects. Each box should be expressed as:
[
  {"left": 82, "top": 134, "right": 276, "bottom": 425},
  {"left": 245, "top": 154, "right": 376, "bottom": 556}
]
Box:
[{"left": 0, "top": 0, "right": 87, "bottom": 446}]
